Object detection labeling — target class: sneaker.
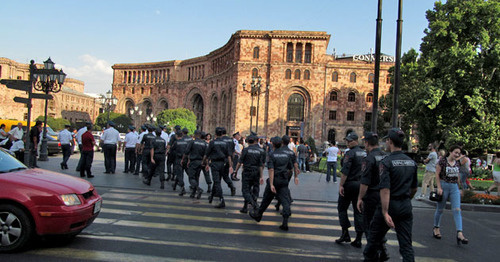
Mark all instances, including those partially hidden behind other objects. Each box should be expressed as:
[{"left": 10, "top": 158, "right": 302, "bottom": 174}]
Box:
[{"left": 415, "top": 194, "right": 425, "bottom": 200}]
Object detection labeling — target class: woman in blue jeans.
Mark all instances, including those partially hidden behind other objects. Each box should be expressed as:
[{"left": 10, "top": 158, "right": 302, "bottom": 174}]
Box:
[{"left": 433, "top": 145, "right": 469, "bottom": 245}]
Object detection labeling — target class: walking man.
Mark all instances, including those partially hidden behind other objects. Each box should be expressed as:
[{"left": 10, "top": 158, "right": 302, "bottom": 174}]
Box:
[
  {"left": 234, "top": 133, "right": 265, "bottom": 213},
  {"left": 336, "top": 132, "right": 365, "bottom": 247},
  {"left": 101, "top": 121, "right": 119, "bottom": 174},
  {"left": 324, "top": 142, "right": 340, "bottom": 183},
  {"left": 232, "top": 132, "right": 242, "bottom": 181},
  {"left": 297, "top": 139, "right": 307, "bottom": 172},
  {"left": 363, "top": 128, "right": 418, "bottom": 261},
  {"left": 166, "top": 125, "right": 181, "bottom": 181},
  {"left": 221, "top": 128, "right": 236, "bottom": 196},
  {"left": 140, "top": 125, "right": 156, "bottom": 177},
  {"left": 184, "top": 130, "right": 208, "bottom": 199},
  {"left": 123, "top": 126, "right": 138, "bottom": 173},
  {"left": 143, "top": 128, "right": 167, "bottom": 188},
  {"left": 250, "top": 136, "right": 300, "bottom": 231},
  {"left": 58, "top": 124, "right": 73, "bottom": 170},
  {"left": 80, "top": 123, "right": 96, "bottom": 178},
  {"left": 416, "top": 143, "right": 438, "bottom": 200},
  {"left": 134, "top": 125, "right": 147, "bottom": 176},
  {"left": 171, "top": 128, "right": 190, "bottom": 195}
]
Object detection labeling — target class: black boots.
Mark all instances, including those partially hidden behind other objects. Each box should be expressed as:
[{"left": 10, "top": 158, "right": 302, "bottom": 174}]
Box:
[
  {"left": 351, "top": 232, "right": 363, "bottom": 248},
  {"left": 178, "top": 187, "right": 186, "bottom": 196},
  {"left": 249, "top": 209, "right": 262, "bottom": 222},
  {"left": 142, "top": 179, "right": 151, "bottom": 186},
  {"left": 172, "top": 180, "right": 178, "bottom": 191},
  {"left": 196, "top": 188, "right": 204, "bottom": 199},
  {"left": 165, "top": 174, "right": 172, "bottom": 181},
  {"left": 214, "top": 198, "right": 225, "bottom": 208},
  {"left": 230, "top": 186, "right": 236, "bottom": 196},
  {"left": 279, "top": 217, "right": 289, "bottom": 231},
  {"left": 189, "top": 188, "right": 196, "bottom": 198},
  {"left": 208, "top": 194, "right": 213, "bottom": 204},
  {"left": 335, "top": 228, "right": 351, "bottom": 244},
  {"left": 240, "top": 202, "right": 248, "bottom": 213}
]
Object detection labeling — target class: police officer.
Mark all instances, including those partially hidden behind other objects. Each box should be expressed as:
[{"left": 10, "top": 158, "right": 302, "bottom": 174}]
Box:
[
  {"left": 336, "top": 132, "right": 365, "bottom": 247},
  {"left": 141, "top": 125, "right": 156, "bottom": 177},
  {"left": 364, "top": 128, "right": 418, "bottom": 262},
  {"left": 166, "top": 125, "right": 181, "bottom": 181},
  {"left": 134, "top": 125, "right": 147, "bottom": 176},
  {"left": 183, "top": 130, "right": 208, "bottom": 199},
  {"left": 201, "top": 132, "right": 213, "bottom": 193},
  {"left": 234, "top": 133, "right": 265, "bottom": 213},
  {"left": 171, "top": 128, "right": 190, "bottom": 196},
  {"left": 274, "top": 135, "right": 298, "bottom": 211},
  {"left": 203, "top": 127, "right": 233, "bottom": 208},
  {"left": 143, "top": 128, "right": 167, "bottom": 189},
  {"left": 250, "top": 136, "right": 299, "bottom": 231},
  {"left": 221, "top": 128, "right": 237, "bottom": 196},
  {"left": 357, "top": 132, "right": 388, "bottom": 258}
]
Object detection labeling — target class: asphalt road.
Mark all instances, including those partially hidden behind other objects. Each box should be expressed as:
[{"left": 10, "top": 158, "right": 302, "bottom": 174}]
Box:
[{"left": 2, "top": 153, "right": 499, "bottom": 261}]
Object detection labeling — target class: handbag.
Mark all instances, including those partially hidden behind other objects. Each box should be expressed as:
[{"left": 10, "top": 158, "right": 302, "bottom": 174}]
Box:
[{"left": 429, "top": 191, "right": 442, "bottom": 202}]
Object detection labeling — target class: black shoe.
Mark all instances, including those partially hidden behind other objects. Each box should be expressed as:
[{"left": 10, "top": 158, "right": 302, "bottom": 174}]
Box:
[
  {"left": 208, "top": 195, "right": 213, "bottom": 204},
  {"left": 196, "top": 189, "right": 204, "bottom": 199},
  {"left": 335, "top": 228, "right": 351, "bottom": 244},
  {"left": 279, "top": 224, "right": 289, "bottom": 231},
  {"left": 104, "top": 171, "right": 110, "bottom": 174},
  {"left": 87, "top": 175, "right": 94, "bottom": 178},
  {"left": 240, "top": 207, "right": 248, "bottom": 213},
  {"left": 379, "top": 245, "right": 390, "bottom": 261},
  {"left": 80, "top": 174, "right": 85, "bottom": 177},
  {"left": 172, "top": 181, "right": 178, "bottom": 191},
  {"left": 60, "top": 163, "right": 64, "bottom": 170},
  {"left": 231, "top": 175, "right": 240, "bottom": 181},
  {"left": 433, "top": 227, "right": 442, "bottom": 239},
  {"left": 214, "top": 199, "right": 225, "bottom": 208},
  {"left": 64, "top": 165, "right": 69, "bottom": 170},
  {"left": 179, "top": 187, "right": 186, "bottom": 196},
  {"left": 351, "top": 232, "right": 363, "bottom": 248},
  {"left": 231, "top": 186, "right": 236, "bottom": 196},
  {"left": 142, "top": 179, "right": 151, "bottom": 186},
  {"left": 189, "top": 190, "right": 196, "bottom": 198},
  {"left": 123, "top": 170, "right": 128, "bottom": 173},
  {"left": 166, "top": 174, "right": 171, "bottom": 181},
  {"left": 249, "top": 209, "right": 262, "bottom": 222},
  {"left": 457, "top": 231, "right": 469, "bottom": 245},
  {"left": 275, "top": 204, "right": 280, "bottom": 211},
  {"left": 111, "top": 171, "right": 115, "bottom": 174}
]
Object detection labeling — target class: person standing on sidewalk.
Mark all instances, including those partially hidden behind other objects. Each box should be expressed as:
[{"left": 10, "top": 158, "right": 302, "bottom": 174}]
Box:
[
  {"left": 28, "top": 121, "right": 42, "bottom": 168},
  {"left": 123, "top": 126, "right": 138, "bottom": 173},
  {"left": 184, "top": 130, "right": 208, "bottom": 199},
  {"left": 324, "top": 142, "right": 340, "bottom": 183},
  {"left": 75, "top": 124, "right": 88, "bottom": 172},
  {"left": 101, "top": 121, "right": 120, "bottom": 174},
  {"left": 363, "top": 128, "right": 418, "bottom": 261},
  {"left": 486, "top": 152, "right": 500, "bottom": 195},
  {"left": 336, "top": 132, "right": 365, "bottom": 248},
  {"left": 297, "top": 139, "right": 307, "bottom": 172},
  {"left": 80, "top": 124, "right": 96, "bottom": 178},
  {"left": 58, "top": 124, "right": 73, "bottom": 170},
  {"left": 417, "top": 143, "right": 438, "bottom": 200},
  {"left": 357, "top": 132, "right": 389, "bottom": 258}
]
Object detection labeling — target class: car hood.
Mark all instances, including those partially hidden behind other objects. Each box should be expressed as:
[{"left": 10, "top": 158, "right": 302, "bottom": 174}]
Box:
[{"left": 2, "top": 168, "right": 94, "bottom": 195}]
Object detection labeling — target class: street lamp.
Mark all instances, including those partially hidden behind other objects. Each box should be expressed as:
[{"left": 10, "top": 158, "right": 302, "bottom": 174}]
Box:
[
  {"left": 146, "top": 113, "right": 156, "bottom": 124},
  {"left": 129, "top": 106, "right": 143, "bottom": 127},
  {"left": 32, "top": 57, "right": 67, "bottom": 161},
  {"left": 242, "top": 76, "right": 269, "bottom": 133},
  {"left": 97, "top": 90, "right": 118, "bottom": 123}
]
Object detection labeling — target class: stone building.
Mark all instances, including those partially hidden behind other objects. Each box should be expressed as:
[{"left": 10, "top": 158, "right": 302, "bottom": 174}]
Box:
[
  {"left": 112, "top": 30, "right": 394, "bottom": 143},
  {"left": 0, "top": 57, "right": 101, "bottom": 126}
]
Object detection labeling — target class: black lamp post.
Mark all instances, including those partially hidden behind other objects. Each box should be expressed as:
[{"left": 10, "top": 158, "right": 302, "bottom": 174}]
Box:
[
  {"left": 97, "top": 90, "right": 118, "bottom": 123},
  {"left": 33, "top": 58, "right": 67, "bottom": 161},
  {"left": 242, "top": 76, "right": 269, "bottom": 133}
]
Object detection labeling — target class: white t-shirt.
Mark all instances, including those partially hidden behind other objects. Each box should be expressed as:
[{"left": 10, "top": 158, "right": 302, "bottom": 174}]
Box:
[
  {"left": 326, "top": 146, "right": 339, "bottom": 162},
  {"left": 425, "top": 151, "right": 438, "bottom": 172},
  {"left": 9, "top": 127, "right": 24, "bottom": 140},
  {"left": 101, "top": 127, "right": 120, "bottom": 145}
]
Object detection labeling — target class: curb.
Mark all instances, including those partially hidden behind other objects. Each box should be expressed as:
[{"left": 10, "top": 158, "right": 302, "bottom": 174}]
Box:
[{"left": 420, "top": 198, "right": 500, "bottom": 213}]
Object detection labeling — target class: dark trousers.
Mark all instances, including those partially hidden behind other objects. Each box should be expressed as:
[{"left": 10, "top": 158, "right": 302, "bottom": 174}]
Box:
[
  {"left": 167, "top": 153, "right": 175, "bottom": 175},
  {"left": 29, "top": 142, "right": 37, "bottom": 168},
  {"left": 364, "top": 199, "right": 414, "bottom": 262},
  {"left": 338, "top": 181, "right": 363, "bottom": 233},
  {"left": 222, "top": 162, "right": 234, "bottom": 189},
  {"left": 258, "top": 176, "right": 291, "bottom": 218},
  {"left": 232, "top": 154, "right": 239, "bottom": 170},
  {"left": 202, "top": 164, "right": 212, "bottom": 185},
  {"left": 142, "top": 150, "right": 151, "bottom": 175},
  {"left": 242, "top": 169, "right": 260, "bottom": 207},
  {"left": 61, "top": 144, "right": 71, "bottom": 167},
  {"left": 135, "top": 152, "right": 142, "bottom": 174},
  {"left": 173, "top": 156, "right": 186, "bottom": 187},
  {"left": 15, "top": 151, "right": 24, "bottom": 163},
  {"left": 76, "top": 144, "right": 83, "bottom": 171},
  {"left": 103, "top": 144, "right": 117, "bottom": 173},
  {"left": 326, "top": 161, "right": 337, "bottom": 182},
  {"left": 188, "top": 159, "right": 203, "bottom": 191},
  {"left": 209, "top": 161, "right": 225, "bottom": 198},
  {"left": 80, "top": 150, "right": 94, "bottom": 177},
  {"left": 305, "top": 157, "right": 310, "bottom": 171},
  {"left": 124, "top": 148, "right": 136, "bottom": 172},
  {"left": 146, "top": 154, "right": 166, "bottom": 182},
  {"left": 363, "top": 190, "right": 380, "bottom": 238}
]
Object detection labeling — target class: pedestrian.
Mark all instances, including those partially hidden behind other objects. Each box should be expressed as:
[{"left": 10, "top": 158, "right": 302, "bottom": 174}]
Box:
[
  {"left": 416, "top": 143, "right": 438, "bottom": 200},
  {"left": 231, "top": 132, "right": 242, "bottom": 181},
  {"left": 9, "top": 135, "right": 25, "bottom": 162},
  {"left": 171, "top": 128, "right": 190, "bottom": 196},
  {"left": 123, "top": 126, "right": 138, "bottom": 173},
  {"left": 433, "top": 145, "right": 469, "bottom": 245},
  {"left": 324, "top": 141, "right": 340, "bottom": 183},
  {"left": 336, "top": 132, "right": 365, "bottom": 248},
  {"left": 101, "top": 121, "right": 120, "bottom": 174},
  {"left": 250, "top": 136, "right": 300, "bottom": 231},
  {"left": 134, "top": 125, "right": 147, "bottom": 176},
  {"left": 166, "top": 125, "right": 181, "bottom": 181},
  {"left": 274, "top": 135, "right": 299, "bottom": 212},
  {"left": 80, "top": 123, "right": 96, "bottom": 178},
  {"left": 363, "top": 128, "right": 418, "bottom": 261},
  {"left": 297, "top": 139, "right": 307, "bottom": 172},
  {"left": 221, "top": 128, "right": 236, "bottom": 196},
  {"left": 184, "top": 130, "right": 208, "bottom": 199},
  {"left": 203, "top": 127, "right": 233, "bottom": 208},
  {"left": 140, "top": 125, "right": 156, "bottom": 177},
  {"left": 486, "top": 152, "right": 500, "bottom": 195},
  {"left": 143, "top": 128, "right": 167, "bottom": 188},
  {"left": 356, "top": 132, "right": 389, "bottom": 258},
  {"left": 58, "top": 124, "right": 73, "bottom": 170},
  {"left": 201, "top": 132, "right": 213, "bottom": 193},
  {"left": 233, "top": 133, "right": 265, "bottom": 213},
  {"left": 28, "top": 121, "right": 42, "bottom": 168},
  {"left": 458, "top": 149, "right": 471, "bottom": 190},
  {"left": 304, "top": 142, "right": 311, "bottom": 172},
  {"left": 0, "top": 124, "right": 9, "bottom": 144},
  {"left": 75, "top": 124, "right": 88, "bottom": 172},
  {"left": 9, "top": 122, "right": 24, "bottom": 141}
]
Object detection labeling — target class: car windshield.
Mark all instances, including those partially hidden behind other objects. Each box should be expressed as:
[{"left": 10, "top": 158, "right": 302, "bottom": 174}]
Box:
[{"left": 0, "top": 148, "right": 27, "bottom": 173}]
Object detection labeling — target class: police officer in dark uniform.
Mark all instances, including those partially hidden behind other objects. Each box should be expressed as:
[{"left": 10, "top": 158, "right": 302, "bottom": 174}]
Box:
[
  {"left": 143, "top": 128, "right": 167, "bottom": 189},
  {"left": 203, "top": 127, "right": 233, "bottom": 208},
  {"left": 274, "top": 135, "right": 298, "bottom": 211},
  {"left": 233, "top": 133, "right": 265, "bottom": 213},
  {"left": 363, "top": 128, "right": 418, "bottom": 262},
  {"left": 166, "top": 125, "right": 181, "bottom": 181},
  {"left": 141, "top": 125, "right": 156, "bottom": 177},
  {"left": 171, "top": 129, "right": 189, "bottom": 196},
  {"left": 221, "top": 128, "right": 237, "bottom": 196},
  {"left": 336, "top": 132, "right": 365, "bottom": 247},
  {"left": 357, "top": 132, "right": 389, "bottom": 258},
  {"left": 250, "top": 136, "right": 300, "bottom": 231},
  {"left": 183, "top": 130, "right": 208, "bottom": 199},
  {"left": 134, "top": 125, "right": 146, "bottom": 176}
]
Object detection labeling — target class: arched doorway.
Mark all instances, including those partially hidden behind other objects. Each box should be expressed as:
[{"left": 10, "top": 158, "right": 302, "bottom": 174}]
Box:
[
  {"left": 287, "top": 93, "right": 305, "bottom": 121},
  {"left": 158, "top": 99, "right": 168, "bottom": 112},
  {"left": 125, "top": 100, "right": 135, "bottom": 118},
  {"left": 192, "top": 94, "right": 204, "bottom": 130},
  {"left": 328, "top": 129, "right": 336, "bottom": 144}
]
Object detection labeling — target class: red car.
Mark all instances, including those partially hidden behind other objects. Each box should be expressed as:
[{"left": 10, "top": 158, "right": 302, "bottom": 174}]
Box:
[{"left": 0, "top": 148, "right": 102, "bottom": 252}]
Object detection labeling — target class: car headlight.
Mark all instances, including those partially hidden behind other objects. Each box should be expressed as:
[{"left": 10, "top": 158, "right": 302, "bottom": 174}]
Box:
[{"left": 61, "top": 194, "right": 82, "bottom": 206}]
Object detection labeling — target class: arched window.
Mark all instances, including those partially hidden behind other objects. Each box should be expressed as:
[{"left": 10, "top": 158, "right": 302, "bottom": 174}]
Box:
[
  {"left": 348, "top": 92, "right": 356, "bottom": 102},
  {"left": 304, "top": 43, "right": 312, "bottom": 63},
  {"left": 366, "top": 93, "right": 374, "bottom": 103},
  {"left": 328, "top": 129, "right": 336, "bottom": 144},
  {"left": 132, "top": 87, "right": 135, "bottom": 94},
  {"left": 350, "top": 72, "right": 357, "bottom": 83},
  {"left": 287, "top": 93, "right": 305, "bottom": 121},
  {"left": 285, "top": 69, "right": 292, "bottom": 79},
  {"left": 329, "top": 91, "right": 338, "bottom": 101},
  {"left": 332, "top": 71, "right": 338, "bottom": 82},
  {"left": 294, "top": 69, "right": 301, "bottom": 80},
  {"left": 122, "top": 87, "right": 126, "bottom": 94},
  {"left": 368, "top": 73, "right": 375, "bottom": 83},
  {"left": 252, "top": 68, "right": 259, "bottom": 78},
  {"left": 123, "top": 71, "right": 127, "bottom": 83},
  {"left": 295, "top": 43, "right": 303, "bottom": 63},
  {"left": 304, "top": 70, "right": 310, "bottom": 80},
  {"left": 286, "top": 43, "right": 294, "bottom": 63},
  {"left": 253, "top": 47, "right": 260, "bottom": 59}
]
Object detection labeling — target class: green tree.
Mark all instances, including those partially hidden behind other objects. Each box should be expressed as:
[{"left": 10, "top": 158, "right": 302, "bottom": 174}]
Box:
[
  {"left": 95, "top": 112, "right": 132, "bottom": 133},
  {"left": 156, "top": 108, "right": 197, "bottom": 134},
  {"left": 35, "top": 116, "right": 71, "bottom": 131},
  {"left": 397, "top": 0, "right": 500, "bottom": 153},
  {"left": 171, "top": 118, "right": 196, "bottom": 135}
]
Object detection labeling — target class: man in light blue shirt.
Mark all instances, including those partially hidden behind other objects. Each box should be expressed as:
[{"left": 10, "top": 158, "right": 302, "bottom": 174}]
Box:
[
  {"left": 101, "top": 121, "right": 120, "bottom": 174},
  {"left": 324, "top": 141, "right": 340, "bottom": 183},
  {"left": 58, "top": 124, "right": 73, "bottom": 170}
]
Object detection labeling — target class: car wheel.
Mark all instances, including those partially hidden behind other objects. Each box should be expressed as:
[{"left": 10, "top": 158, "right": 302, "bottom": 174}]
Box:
[{"left": 0, "top": 204, "right": 33, "bottom": 253}]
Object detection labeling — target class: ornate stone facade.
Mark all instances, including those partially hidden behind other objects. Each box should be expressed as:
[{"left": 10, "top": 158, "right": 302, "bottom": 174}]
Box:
[
  {"left": 0, "top": 57, "right": 101, "bottom": 125},
  {"left": 112, "top": 30, "right": 394, "bottom": 143}
]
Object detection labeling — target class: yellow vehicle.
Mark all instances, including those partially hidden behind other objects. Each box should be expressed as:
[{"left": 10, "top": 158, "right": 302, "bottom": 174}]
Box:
[{"left": 0, "top": 119, "right": 57, "bottom": 138}]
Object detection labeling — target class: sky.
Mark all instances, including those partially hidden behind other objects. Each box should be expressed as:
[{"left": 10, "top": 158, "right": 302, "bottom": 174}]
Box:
[{"left": 0, "top": 0, "right": 440, "bottom": 94}]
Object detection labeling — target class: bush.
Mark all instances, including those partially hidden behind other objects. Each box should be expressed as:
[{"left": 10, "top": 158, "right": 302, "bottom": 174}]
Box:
[
  {"left": 470, "top": 168, "right": 492, "bottom": 180},
  {"left": 156, "top": 108, "right": 196, "bottom": 126},
  {"left": 35, "top": 116, "right": 71, "bottom": 131},
  {"left": 95, "top": 112, "right": 132, "bottom": 133}
]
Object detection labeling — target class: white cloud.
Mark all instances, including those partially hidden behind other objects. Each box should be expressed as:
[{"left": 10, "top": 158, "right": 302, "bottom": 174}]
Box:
[
  {"left": 155, "top": 10, "right": 161, "bottom": 15},
  {"left": 57, "top": 54, "right": 113, "bottom": 94}
]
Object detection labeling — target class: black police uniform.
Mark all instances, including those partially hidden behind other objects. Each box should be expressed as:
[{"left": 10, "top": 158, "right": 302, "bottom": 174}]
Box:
[
  {"left": 363, "top": 151, "right": 418, "bottom": 262},
  {"left": 145, "top": 135, "right": 166, "bottom": 186},
  {"left": 166, "top": 133, "right": 177, "bottom": 180},
  {"left": 206, "top": 137, "right": 230, "bottom": 206},
  {"left": 221, "top": 135, "right": 236, "bottom": 194},
  {"left": 171, "top": 135, "right": 189, "bottom": 191},
  {"left": 338, "top": 145, "right": 365, "bottom": 240},
  {"left": 239, "top": 143, "right": 266, "bottom": 210},
  {"left": 141, "top": 131, "right": 156, "bottom": 176},
  {"left": 185, "top": 137, "right": 208, "bottom": 198},
  {"left": 275, "top": 145, "right": 296, "bottom": 211}
]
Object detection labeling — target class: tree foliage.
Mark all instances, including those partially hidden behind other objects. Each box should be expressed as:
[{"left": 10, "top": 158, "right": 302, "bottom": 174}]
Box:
[
  {"left": 156, "top": 108, "right": 197, "bottom": 134},
  {"left": 35, "top": 116, "right": 71, "bottom": 131},
  {"left": 95, "top": 112, "right": 132, "bottom": 133},
  {"left": 396, "top": 0, "right": 500, "bottom": 153}
]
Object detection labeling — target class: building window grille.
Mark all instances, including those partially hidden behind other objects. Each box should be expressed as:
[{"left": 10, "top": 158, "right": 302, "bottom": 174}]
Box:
[
  {"left": 285, "top": 69, "right": 292, "bottom": 79},
  {"left": 287, "top": 93, "right": 305, "bottom": 121},
  {"left": 253, "top": 47, "right": 260, "bottom": 59},
  {"left": 350, "top": 72, "right": 357, "bottom": 83},
  {"left": 330, "top": 91, "right": 338, "bottom": 101},
  {"left": 294, "top": 69, "right": 301, "bottom": 80},
  {"left": 348, "top": 92, "right": 356, "bottom": 102},
  {"left": 347, "top": 111, "right": 355, "bottom": 121},
  {"left": 304, "top": 43, "right": 312, "bottom": 63},
  {"left": 329, "top": 110, "right": 336, "bottom": 120}
]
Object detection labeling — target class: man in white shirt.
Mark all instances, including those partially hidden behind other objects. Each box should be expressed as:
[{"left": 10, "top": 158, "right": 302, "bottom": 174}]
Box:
[
  {"left": 100, "top": 121, "right": 120, "bottom": 174},
  {"left": 58, "top": 124, "right": 73, "bottom": 170},
  {"left": 75, "top": 124, "right": 88, "bottom": 172},
  {"left": 324, "top": 141, "right": 340, "bottom": 183},
  {"left": 232, "top": 132, "right": 241, "bottom": 181},
  {"left": 123, "top": 126, "right": 139, "bottom": 173},
  {"left": 417, "top": 143, "right": 438, "bottom": 200},
  {"left": 9, "top": 122, "right": 24, "bottom": 141},
  {"left": 9, "top": 136, "right": 25, "bottom": 162},
  {"left": 161, "top": 125, "right": 170, "bottom": 147}
]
